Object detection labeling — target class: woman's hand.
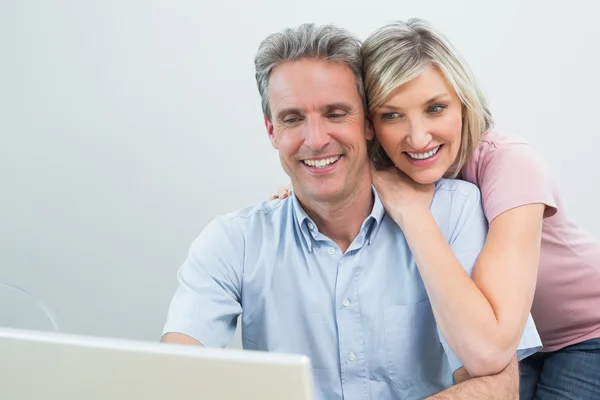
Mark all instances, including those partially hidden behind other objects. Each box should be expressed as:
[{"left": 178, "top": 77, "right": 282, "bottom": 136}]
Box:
[
  {"left": 370, "top": 163, "right": 435, "bottom": 226},
  {"left": 269, "top": 184, "right": 293, "bottom": 200}
]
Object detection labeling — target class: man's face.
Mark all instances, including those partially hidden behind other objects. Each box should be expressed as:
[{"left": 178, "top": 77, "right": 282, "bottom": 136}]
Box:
[{"left": 265, "top": 59, "right": 373, "bottom": 204}]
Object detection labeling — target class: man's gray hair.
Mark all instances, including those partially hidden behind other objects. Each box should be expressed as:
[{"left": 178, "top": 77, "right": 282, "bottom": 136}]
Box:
[{"left": 254, "top": 23, "right": 366, "bottom": 120}]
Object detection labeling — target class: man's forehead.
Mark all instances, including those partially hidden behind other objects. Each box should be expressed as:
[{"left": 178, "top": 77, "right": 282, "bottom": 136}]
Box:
[
  {"left": 268, "top": 60, "right": 360, "bottom": 111},
  {"left": 273, "top": 90, "right": 354, "bottom": 110},
  {"left": 269, "top": 60, "right": 356, "bottom": 91}
]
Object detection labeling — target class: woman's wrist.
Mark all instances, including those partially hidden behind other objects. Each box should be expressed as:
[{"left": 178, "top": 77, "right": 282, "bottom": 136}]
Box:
[{"left": 389, "top": 203, "right": 433, "bottom": 229}]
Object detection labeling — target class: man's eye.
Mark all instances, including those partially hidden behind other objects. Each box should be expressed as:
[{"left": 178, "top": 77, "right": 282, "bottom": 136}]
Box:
[
  {"left": 283, "top": 117, "right": 300, "bottom": 124},
  {"left": 328, "top": 112, "right": 347, "bottom": 119}
]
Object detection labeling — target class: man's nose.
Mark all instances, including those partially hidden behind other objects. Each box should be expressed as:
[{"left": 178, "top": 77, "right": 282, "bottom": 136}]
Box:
[{"left": 303, "top": 118, "right": 331, "bottom": 151}]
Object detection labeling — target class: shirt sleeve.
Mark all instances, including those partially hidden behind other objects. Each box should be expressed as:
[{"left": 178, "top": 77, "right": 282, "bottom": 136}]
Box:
[
  {"left": 162, "top": 215, "right": 244, "bottom": 348},
  {"left": 479, "top": 143, "right": 558, "bottom": 223},
  {"left": 437, "top": 184, "right": 542, "bottom": 373}
]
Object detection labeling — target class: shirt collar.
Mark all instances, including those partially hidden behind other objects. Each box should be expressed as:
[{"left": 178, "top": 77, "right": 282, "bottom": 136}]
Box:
[{"left": 291, "top": 185, "right": 385, "bottom": 252}]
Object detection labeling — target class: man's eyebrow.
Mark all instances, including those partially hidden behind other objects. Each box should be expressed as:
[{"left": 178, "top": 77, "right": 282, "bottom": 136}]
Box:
[
  {"left": 324, "top": 102, "right": 353, "bottom": 111},
  {"left": 275, "top": 102, "right": 353, "bottom": 120},
  {"left": 275, "top": 108, "right": 303, "bottom": 120}
]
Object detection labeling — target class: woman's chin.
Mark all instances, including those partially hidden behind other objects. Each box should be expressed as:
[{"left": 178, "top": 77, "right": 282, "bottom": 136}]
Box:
[{"left": 403, "top": 167, "right": 445, "bottom": 185}]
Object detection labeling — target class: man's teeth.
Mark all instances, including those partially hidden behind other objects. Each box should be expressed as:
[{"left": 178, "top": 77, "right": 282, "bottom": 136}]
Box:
[
  {"left": 303, "top": 156, "right": 340, "bottom": 168},
  {"left": 407, "top": 146, "right": 441, "bottom": 160}
]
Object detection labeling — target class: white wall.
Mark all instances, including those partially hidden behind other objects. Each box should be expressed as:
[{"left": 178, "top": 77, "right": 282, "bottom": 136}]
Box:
[{"left": 1, "top": 0, "right": 599, "bottom": 348}]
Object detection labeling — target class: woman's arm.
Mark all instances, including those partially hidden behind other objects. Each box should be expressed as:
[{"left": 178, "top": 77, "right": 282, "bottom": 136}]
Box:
[
  {"left": 396, "top": 201, "right": 544, "bottom": 376},
  {"left": 371, "top": 141, "right": 556, "bottom": 377}
]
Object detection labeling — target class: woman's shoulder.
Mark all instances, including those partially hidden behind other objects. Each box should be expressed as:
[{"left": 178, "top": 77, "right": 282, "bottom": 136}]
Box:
[
  {"left": 462, "top": 130, "right": 537, "bottom": 183},
  {"left": 463, "top": 130, "right": 558, "bottom": 221},
  {"left": 476, "top": 130, "right": 531, "bottom": 152}
]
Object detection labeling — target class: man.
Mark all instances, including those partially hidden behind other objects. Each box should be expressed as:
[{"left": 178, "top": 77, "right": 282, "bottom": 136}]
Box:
[{"left": 161, "top": 23, "right": 541, "bottom": 399}]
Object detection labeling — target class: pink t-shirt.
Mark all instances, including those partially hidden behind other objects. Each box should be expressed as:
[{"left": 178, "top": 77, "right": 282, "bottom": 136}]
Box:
[{"left": 461, "top": 130, "right": 600, "bottom": 352}]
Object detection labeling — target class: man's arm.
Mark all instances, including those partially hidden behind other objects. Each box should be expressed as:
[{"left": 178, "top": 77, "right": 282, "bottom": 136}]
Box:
[
  {"left": 428, "top": 355, "right": 519, "bottom": 399},
  {"left": 160, "top": 216, "right": 243, "bottom": 348},
  {"left": 160, "top": 332, "right": 205, "bottom": 347}
]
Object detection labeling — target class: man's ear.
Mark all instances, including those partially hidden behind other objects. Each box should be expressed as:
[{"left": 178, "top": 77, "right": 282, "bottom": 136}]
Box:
[
  {"left": 264, "top": 115, "right": 278, "bottom": 149},
  {"left": 365, "top": 117, "right": 375, "bottom": 141}
]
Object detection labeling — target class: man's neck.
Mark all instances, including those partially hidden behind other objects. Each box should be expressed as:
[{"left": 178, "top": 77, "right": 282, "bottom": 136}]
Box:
[{"left": 297, "top": 181, "right": 374, "bottom": 253}]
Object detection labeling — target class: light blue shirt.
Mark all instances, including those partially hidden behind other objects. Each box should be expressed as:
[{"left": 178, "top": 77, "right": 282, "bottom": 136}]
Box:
[{"left": 163, "top": 179, "right": 541, "bottom": 399}]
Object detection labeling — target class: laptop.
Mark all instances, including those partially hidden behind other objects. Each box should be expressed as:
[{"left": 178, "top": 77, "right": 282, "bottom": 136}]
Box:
[{"left": 0, "top": 327, "right": 315, "bottom": 400}]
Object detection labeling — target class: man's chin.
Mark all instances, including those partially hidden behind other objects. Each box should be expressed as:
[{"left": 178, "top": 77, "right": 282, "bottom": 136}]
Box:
[{"left": 297, "top": 185, "right": 344, "bottom": 204}]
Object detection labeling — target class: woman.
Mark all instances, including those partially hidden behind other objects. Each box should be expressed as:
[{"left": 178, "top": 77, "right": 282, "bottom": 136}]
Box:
[{"left": 273, "top": 18, "right": 600, "bottom": 399}]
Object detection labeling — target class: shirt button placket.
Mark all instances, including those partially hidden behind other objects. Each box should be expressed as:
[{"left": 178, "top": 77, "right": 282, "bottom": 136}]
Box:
[{"left": 336, "top": 255, "right": 366, "bottom": 400}]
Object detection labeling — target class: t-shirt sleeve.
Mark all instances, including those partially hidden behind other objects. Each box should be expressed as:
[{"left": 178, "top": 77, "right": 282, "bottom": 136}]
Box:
[
  {"left": 162, "top": 216, "right": 243, "bottom": 347},
  {"left": 437, "top": 184, "right": 542, "bottom": 373},
  {"left": 479, "top": 144, "right": 558, "bottom": 223}
]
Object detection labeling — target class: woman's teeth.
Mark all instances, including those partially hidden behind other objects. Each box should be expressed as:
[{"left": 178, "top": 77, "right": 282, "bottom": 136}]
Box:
[
  {"left": 406, "top": 146, "right": 441, "bottom": 160},
  {"left": 303, "top": 156, "right": 340, "bottom": 168}
]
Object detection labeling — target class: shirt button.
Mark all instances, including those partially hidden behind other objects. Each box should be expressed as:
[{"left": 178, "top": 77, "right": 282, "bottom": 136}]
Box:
[
  {"left": 348, "top": 352, "right": 356, "bottom": 362},
  {"left": 342, "top": 299, "right": 350, "bottom": 307},
  {"left": 327, "top": 247, "right": 336, "bottom": 255},
  {"left": 307, "top": 222, "right": 314, "bottom": 230}
]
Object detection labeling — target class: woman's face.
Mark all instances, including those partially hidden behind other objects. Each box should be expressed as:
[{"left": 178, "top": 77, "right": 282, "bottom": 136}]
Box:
[{"left": 371, "top": 65, "right": 463, "bottom": 184}]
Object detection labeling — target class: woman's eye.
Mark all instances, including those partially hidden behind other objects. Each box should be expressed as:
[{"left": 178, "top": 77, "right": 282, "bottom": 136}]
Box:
[
  {"left": 427, "top": 104, "right": 447, "bottom": 113},
  {"left": 381, "top": 112, "right": 400, "bottom": 120}
]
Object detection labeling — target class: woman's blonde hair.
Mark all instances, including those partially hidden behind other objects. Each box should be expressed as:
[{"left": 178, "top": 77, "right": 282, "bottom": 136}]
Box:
[{"left": 361, "top": 18, "right": 494, "bottom": 177}]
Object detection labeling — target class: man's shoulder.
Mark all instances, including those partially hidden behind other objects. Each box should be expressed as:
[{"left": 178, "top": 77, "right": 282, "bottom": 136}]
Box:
[
  {"left": 434, "top": 177, "right": 481, "bottom": 201},
  {"left": 431, "top": 178, "right": 483, "bottom": 222},
  {"left": 430, "top": 178, "right": 487, "bottom": 240},
  {"left": 210, "top": 198, "right": 293, "bottom": 233},
  {"left": 192, "top": 198, "right": 293, "bottom": 252},
  {"left": 221, "top": 198, "right": 290, "bottom": 221}
]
